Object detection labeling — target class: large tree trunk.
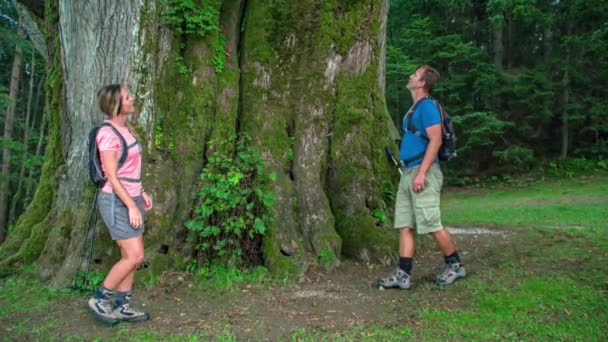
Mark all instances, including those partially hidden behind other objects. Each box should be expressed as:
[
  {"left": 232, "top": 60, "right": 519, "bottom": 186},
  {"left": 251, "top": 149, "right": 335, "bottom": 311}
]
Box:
[
  {"left": 0, "top": 19, "right": 24, "bottom": 243},
  {"left": 2, "top": 0, "right": 397, "bottom": 284}
]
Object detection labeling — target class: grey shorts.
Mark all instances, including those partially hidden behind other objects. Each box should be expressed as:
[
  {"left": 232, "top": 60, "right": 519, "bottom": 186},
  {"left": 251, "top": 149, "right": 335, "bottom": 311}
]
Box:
[{"left": 97, "top": 191, "right": 145, "bottom": 240}]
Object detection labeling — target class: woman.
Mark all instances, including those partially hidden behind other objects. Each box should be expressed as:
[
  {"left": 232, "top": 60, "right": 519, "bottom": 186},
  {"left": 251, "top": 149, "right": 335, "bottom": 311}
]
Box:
[{"left": 88, "top": 84, "right": 152, "bottom": 324}]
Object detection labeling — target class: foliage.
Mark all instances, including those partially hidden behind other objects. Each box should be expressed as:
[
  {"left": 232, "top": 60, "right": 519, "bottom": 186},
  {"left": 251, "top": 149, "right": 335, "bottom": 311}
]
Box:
[
  {"left": 186, "top": 134, "right": 276, "bottom": 267},
  {"left": 379, "top": 180, "right": 396, "bottom": 205},
  {"left": 213, "top": 34, "right": 226, "bottom": 73},
  {"left": 371, "top": 209, "right": 386, "bottom": 223},
  {"left": 386, "top": 0, "right": 608, "bottom": 176},
  {"left": 317, "top": 249, "right": 336, "bottom": 268},
  {"left": 160, "top": 0, "right": 225, "bottom": 74},
  {"left": 160, "top": 0, "right": 221, "bottom": 37},
  {"left": 72, "top": 270, "right": 105, "bottom": 292},
  {"left": 0, "top": 0, "right": 48, "bottom": 231}
]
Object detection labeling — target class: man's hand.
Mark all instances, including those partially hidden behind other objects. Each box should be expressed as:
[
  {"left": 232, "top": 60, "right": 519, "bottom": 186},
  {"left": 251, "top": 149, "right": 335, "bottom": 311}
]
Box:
[
  {"left": 142, "top": 192, "right": 153, "bottom": 211},
  {"left": 412, "top": 172, "right": 426, "bottom": 193}
]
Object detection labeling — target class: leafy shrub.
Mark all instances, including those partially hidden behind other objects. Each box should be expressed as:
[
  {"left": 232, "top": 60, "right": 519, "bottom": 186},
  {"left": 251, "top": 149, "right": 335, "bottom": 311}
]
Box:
[
  {"left": 186, "top": 134, "right": 276, "bottom": 267},
  {"left": 541, "top": 158, "right": 608, "bottom": 178},
  {"left": 160, "top": 0, "right": 221, "bottom": 37},
  {"left": 493, "top": 145, "right": 535, "bottom": 168},
  {"left": 161, "top": 0, "right": 225, "bottom": 74}
]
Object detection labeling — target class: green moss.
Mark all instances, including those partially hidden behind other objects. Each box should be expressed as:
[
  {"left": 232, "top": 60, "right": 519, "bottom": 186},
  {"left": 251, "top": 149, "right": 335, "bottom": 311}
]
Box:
[
  {"left": 149, "top": 254, "right": 174, "bottom": 277},
  {"left": 317, "top": 0, "right": 378, "bottom": 54},
  {"left": 335, "top": 210, "right": 397, "bottom": 259},
  {"left": 261, "top": 230, "right": 303, "bottom": 280}
]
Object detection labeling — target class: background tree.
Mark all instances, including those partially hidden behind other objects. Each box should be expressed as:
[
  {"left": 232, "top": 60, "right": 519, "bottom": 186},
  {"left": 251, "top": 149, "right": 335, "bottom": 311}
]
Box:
[
  {"left": 386, "top": 0, "right": 608, "bottom": 176},
  {"left": 0, "top": 0, "right": 47, "bottom": 242}
]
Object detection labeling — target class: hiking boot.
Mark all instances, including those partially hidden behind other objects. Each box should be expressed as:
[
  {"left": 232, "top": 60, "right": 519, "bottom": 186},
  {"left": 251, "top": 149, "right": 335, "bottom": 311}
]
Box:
[
  {"left": 113, "top": 296, "right": 150, "bottom": 323},
  {"left": 377, "top": 268, "right": 412, "bottom": 289},
  {"left": 434, "top": 262, "right": 466, "bottom": 285},
  {"left": 88, "top": 296, "right": 119, "bottom": 324}
]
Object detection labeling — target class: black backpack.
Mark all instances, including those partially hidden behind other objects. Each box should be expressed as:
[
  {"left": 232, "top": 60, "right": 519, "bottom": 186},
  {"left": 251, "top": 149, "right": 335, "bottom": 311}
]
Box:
[
  {"left": 88, "top": 122, "right": 128, "bottom": 187},
  {"left": 404, "top": 97, "right": 457, "bottom": 163}
]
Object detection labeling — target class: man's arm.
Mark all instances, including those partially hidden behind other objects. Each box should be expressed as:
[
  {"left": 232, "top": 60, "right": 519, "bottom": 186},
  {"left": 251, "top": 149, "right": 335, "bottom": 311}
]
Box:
[{"left": 412, "top": 124, "right": 441, "bottom": 193}]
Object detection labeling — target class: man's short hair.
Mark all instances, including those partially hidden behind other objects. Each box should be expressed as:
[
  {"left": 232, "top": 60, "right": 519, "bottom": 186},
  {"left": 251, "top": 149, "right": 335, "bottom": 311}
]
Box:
[{"left": 419, "top": 65, "right": 440, "bottom": 92}]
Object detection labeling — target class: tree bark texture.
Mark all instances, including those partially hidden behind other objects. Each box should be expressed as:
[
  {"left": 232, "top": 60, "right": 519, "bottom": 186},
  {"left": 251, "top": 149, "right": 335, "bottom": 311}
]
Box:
[{"left": 2, "top": 0, "right": 398, "bottom": 284}]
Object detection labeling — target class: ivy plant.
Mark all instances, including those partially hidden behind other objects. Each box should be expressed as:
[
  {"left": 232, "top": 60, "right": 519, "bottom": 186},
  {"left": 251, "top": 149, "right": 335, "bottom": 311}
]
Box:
[{"left": 186, "top": 134, "right": 276, "bottom": 267}]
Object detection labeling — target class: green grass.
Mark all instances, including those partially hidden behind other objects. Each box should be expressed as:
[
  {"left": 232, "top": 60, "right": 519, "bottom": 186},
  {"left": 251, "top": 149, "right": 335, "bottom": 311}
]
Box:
[
  {"left": 193, "top": 263, "right": 270, "bottom": 291},
  {"left": 442, "top": 175, "right": 608, "bottom": 228},
  {"left": 288, "top": 324, "right": 414, "bottom": 342},
  {"left": 0, "top": 277, "right": 67, "bottom": 319},
  {"left": 420, "top": 276, "right": 607, "bottom": 340}
]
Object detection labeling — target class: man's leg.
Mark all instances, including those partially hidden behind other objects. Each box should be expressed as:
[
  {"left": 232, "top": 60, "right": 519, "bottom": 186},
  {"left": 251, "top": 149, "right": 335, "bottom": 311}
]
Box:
[
  {"left": 400, "top": 227, "right": 416, "bottom": 257},
  {"left": 431, "top": 228, "right": 465, "bottom": 285},
  {"left": 413, "top": 164, "right": 465, "bottom": 285},
  {"left": 430, "top": 228, "right": 456, "bottom": 256},
  {"left": 378, "top": 168, "right": 416, "bottom": 290},
  {"left": 398, "top": 227, "right": 415, "bottom": 276}
]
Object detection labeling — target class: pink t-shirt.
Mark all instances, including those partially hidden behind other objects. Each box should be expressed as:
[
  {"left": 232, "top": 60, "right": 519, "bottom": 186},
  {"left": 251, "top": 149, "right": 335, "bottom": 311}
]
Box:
[{"left": 96, "top": 120, "right": 143, "bottom": 197}]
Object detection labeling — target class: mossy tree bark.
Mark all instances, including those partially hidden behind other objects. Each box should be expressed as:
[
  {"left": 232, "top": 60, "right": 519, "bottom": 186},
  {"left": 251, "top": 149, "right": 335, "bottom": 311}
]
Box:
[{"left": 3, "top": 0, "right": 397, "bottom": 285}]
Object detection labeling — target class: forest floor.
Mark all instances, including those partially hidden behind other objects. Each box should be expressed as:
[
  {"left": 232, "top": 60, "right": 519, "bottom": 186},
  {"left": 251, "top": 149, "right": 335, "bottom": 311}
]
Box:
[{"left": 1, "top": 175, "right": 607, "bottom": 341}]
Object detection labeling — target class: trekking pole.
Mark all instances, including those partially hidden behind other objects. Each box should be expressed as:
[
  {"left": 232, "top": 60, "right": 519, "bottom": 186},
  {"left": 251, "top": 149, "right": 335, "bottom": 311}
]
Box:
[
  {"left": 71, "top": 191, "right": 99, "bottom": 291},
  {"left": 83, "top": 197, "right": 99, "bottom": 291},
  {"left": 384, "top": 147, "right": 403, "bottom": 175}
]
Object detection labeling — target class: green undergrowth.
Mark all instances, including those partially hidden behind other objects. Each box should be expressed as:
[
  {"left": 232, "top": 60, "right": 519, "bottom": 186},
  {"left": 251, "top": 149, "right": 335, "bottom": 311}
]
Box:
[{"left": 190, "top": 262, "right": 270, "bottom": 292}]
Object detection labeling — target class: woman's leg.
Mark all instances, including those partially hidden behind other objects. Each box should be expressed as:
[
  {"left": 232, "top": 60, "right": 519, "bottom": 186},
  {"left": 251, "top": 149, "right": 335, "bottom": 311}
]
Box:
[{"left": 103, "top": 235, "right": 144, "bottom": 290}]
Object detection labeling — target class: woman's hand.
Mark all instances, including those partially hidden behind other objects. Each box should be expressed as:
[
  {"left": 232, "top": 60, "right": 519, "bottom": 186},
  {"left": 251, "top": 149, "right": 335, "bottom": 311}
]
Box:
[
  {"left": 142, "top": 191, "right": 153, "bottom": 211},
  {"left": 128, "top": 205, "right": 143, "bottom": 229}
]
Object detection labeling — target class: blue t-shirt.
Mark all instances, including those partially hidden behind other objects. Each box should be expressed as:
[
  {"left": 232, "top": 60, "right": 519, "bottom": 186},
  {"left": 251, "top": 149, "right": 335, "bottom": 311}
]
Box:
[{"left": 399, "top": 99, "right": 441, "bottom": 168}]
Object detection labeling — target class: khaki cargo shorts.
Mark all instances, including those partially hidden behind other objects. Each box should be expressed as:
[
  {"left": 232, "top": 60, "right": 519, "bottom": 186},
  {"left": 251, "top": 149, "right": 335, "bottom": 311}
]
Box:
[{"left": 394, "top": 163, "right": 443, "bottom": 234}]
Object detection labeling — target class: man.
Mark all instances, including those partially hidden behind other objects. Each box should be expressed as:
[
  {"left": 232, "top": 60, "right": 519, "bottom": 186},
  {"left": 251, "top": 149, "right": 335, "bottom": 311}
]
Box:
[{"left": 378, "top": 65, "right": 465, "bottom": 289}]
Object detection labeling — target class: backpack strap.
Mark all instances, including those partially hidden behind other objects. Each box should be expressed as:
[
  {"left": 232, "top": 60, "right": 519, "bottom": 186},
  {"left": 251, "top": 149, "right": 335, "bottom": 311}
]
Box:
[
  {"left": 405, "top": 97, "right": 442, "bottom": 140},
  {"left": 402, "top": 97, "right": 442, "bottom": 166},
  {"left": 99, "top": 122, "right": 128, "bottom": 169},
  {"left": 98, "top": 123, "right": 142, "bottom": 184}
]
